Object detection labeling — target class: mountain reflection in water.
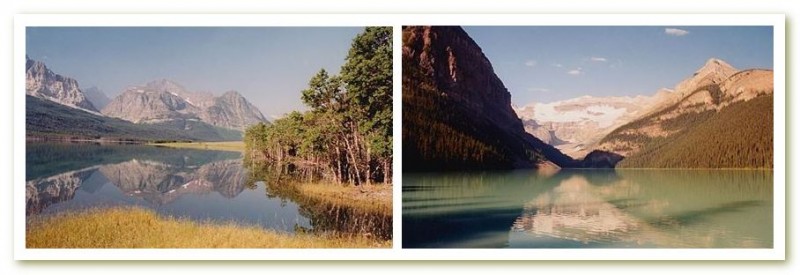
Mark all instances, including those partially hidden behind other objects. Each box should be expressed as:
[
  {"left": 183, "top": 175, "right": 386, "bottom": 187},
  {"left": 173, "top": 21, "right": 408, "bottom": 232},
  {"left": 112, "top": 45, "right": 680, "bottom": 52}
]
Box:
[
  {"left": 26, "top": 143, "right": 391, "bottom": 240},
  {"left": 403, "top": 169, "right": 772, "bottom": 248}
]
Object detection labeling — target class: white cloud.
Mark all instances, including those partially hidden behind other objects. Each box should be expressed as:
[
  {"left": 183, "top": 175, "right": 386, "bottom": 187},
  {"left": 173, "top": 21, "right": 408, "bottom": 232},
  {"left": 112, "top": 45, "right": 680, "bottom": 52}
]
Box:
[
  {"left": 524, "top": 60, "right": 537, "bottom": 67},
  {"left": 590, "top": 57, "right": 607, "bottom": 62},
  {"left": 552, "top": 63, "right": 563, "bottom": 68},
  {"left": 665, "top": 28, "right": 689, "bottom": 36},
  {"left": 567, "top": 68, "right": 583, "bottom": 75}
]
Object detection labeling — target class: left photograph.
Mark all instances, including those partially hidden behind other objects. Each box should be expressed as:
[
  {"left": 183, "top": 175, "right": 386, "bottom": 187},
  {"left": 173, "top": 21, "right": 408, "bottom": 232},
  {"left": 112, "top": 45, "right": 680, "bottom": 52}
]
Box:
[{"left": 24, "top": 26, "right": 392, "bottom": 248}]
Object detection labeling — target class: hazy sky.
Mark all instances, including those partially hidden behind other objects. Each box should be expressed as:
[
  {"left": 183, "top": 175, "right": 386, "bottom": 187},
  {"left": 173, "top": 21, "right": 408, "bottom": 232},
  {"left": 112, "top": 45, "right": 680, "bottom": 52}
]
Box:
[
  {"left": 462, "top": 26, "right": 774, "bottom": 106},
  {"left": 26, "top": 27, "right": 363, "bottom": 119}
]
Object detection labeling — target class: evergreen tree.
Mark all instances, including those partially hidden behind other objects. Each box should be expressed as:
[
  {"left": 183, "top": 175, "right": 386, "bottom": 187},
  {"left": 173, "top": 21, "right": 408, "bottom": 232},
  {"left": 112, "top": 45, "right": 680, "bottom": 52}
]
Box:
[{"left": 244, "top": 27, "right": 393, "bottom": 185}]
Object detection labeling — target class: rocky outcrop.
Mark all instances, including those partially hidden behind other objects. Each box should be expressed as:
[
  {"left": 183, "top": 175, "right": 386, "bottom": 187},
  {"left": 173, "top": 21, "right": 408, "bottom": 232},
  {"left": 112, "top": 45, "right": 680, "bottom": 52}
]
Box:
[
  {"left": 578, "top": 150, "right": 624, "bottom": 168},
  {"left": 721, "top": 69, "right": 774, "bottom": 102},
  {"left": 402, "top": 26, "right": 578, "bottom": 171},
  {"left": 102, "top": 79, "right": 268, "bottom": 131},
  {"left": 25, "top": 56, "right": 97, "bottom": 112}
]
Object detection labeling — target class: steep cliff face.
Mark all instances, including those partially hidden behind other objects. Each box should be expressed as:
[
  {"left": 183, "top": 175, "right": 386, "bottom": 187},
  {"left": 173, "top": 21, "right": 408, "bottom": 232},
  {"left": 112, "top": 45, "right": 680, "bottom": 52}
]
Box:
[
  {"left": 26, "top": 57, "right": 97, "bottom": 112},
  {"left": 402, "top": 26, "right": 577, "bottom": 171},
  {"left": 102, "top": 79, "right": 268, "bottom": 131},
  {"left": 405, "top": 26, "right": 522, "bottom": 130}
]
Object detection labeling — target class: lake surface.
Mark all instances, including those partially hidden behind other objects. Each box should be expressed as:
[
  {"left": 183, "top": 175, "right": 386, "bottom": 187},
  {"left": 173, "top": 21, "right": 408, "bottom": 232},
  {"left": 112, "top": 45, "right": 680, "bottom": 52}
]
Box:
[
  {"left": 26, "top": 143, "right": 390, "bottom": 239},
  {"left": 403, "top": 169, "right": 773, "bottom": 248}
]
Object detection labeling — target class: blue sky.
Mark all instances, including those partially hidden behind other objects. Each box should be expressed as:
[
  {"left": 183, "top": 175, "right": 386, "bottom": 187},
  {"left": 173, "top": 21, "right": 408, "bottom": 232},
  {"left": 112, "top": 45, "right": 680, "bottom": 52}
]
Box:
[
  {"left": 462, "top": 26, "right": 774, "bottom": 105},
  {"left": 26, "top": 27, "right": 363, "bottom": 119}
]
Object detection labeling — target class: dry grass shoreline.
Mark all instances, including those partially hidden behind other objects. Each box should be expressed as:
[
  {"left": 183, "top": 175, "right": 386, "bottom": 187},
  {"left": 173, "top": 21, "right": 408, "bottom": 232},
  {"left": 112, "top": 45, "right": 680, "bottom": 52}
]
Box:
[
  {"left": 26, "top": 207, "right": 390, "bottom": 248},
  {"left": 295, "top": 183, "right": 392, "bottom": 216}
]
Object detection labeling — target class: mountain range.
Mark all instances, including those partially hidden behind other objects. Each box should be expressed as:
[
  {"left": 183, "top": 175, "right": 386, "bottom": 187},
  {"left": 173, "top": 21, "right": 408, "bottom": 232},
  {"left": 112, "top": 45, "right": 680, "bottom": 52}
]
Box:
[
  {"left": 519, "top": 58, "right": 772, "bottom": 168},
  {"left": 102, "top": 79, "right": 267, "bottom": 131},
  {"left": 515, "top": 90, "right": 674, "bottom": 158},
  {"left": 25, "top": 57, "right": 269, "bottom": 141},
  {"left": 402, "top": 26, "right": 773, "bottom": 170}
]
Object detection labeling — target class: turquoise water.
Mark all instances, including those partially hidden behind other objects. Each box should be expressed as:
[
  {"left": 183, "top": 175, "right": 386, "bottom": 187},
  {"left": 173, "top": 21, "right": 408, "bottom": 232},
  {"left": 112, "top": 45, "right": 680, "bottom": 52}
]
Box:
[{"left": 403, "top": 169, "right": 773, "bottom": 248}]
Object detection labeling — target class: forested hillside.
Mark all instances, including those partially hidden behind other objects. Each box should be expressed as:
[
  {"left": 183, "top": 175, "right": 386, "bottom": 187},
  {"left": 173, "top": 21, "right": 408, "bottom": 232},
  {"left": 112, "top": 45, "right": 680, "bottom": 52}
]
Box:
[{"left": 618, "top": 95, "right": 773, "bottom": 168}]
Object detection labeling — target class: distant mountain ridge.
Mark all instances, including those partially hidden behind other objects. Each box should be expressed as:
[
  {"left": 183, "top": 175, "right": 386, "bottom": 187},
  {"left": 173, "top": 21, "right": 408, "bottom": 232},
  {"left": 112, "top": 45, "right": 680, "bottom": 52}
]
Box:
[
  {"left": 102, "top": 79, "right": 268, "bottom": 131},
  {"left": 82, "top": 86, "right": 111, "bottom": 109},
  {"left": 515, "top": 91, "right": 674, "bottom": 158},
  {"left": 26, "top": 56, "right": 97, "bottom": 112}
]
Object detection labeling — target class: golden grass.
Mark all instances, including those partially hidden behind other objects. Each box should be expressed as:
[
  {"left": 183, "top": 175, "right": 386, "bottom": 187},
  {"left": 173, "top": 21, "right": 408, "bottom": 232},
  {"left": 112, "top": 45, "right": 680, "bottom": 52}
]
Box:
[
  {"left": 295, "top": 183, "right": 392, "bottom": 216},
  {"left": 150, "top": 141, "right": 245, "bottom": 152},
  {"left": 26, "top": 207, "right": 390, "bottom": 248}
]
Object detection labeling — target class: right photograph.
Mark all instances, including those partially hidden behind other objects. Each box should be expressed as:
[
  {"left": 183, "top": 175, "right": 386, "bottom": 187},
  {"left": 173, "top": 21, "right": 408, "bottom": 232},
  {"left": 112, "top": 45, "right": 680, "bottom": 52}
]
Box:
[{"left": 401, "top": 26, "right": 774, "bottom": 248}]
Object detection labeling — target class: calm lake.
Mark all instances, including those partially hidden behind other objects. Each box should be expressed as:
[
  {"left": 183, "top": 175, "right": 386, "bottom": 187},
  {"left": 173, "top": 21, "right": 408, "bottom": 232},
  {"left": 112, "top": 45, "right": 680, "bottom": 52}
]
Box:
[
  {"left": 26, "top": 143, "right": 391, "bottom": 239},
  {"left": 403, "top": 169, "right": 773, "bottom": 248}
]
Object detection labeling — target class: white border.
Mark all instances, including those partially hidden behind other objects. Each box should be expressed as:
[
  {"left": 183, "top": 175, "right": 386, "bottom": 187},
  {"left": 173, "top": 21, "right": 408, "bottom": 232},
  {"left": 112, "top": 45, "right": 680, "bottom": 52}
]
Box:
[{"left": 14, "top": 14, "right": 785, "bottom": 261}]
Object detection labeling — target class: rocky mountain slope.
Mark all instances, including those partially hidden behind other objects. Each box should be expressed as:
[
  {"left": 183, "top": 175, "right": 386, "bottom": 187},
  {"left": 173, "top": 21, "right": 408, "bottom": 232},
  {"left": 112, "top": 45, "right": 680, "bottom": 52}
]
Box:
[
  {"left": 26, "top": 56, "right": 97, "bottom": 112},
  {"left": 102, "top": 79, "right": 268, "bottom": 131},
  {"left": 402, "top": 26, "right": 597, "bottom": 171},
  {"left": 82, "top": 86, "right": 111, "bottom": 109},
  {"left": 597, "top": 58, "right": 773, "bottom": 168}
]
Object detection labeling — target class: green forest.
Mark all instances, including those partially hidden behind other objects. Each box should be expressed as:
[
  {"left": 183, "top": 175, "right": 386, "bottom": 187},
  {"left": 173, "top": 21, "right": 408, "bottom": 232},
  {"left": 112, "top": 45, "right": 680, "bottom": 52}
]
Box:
[
  {"left": 402, "top": 62, "right": 524, "bottom": 171},
  {"left": 618, "top": 94, "right": 773, "bottom": 168},
  {"left": 244, "top": 27, "right": 392, "bottom": 185}
]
